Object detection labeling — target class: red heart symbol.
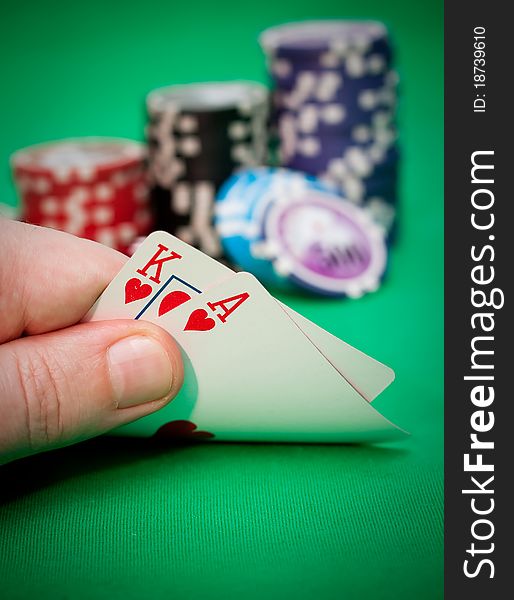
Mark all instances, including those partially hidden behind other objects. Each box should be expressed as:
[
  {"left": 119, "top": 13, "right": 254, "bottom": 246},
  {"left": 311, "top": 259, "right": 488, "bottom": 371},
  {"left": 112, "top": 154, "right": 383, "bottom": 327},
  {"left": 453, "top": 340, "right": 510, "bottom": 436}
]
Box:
[
  {"left": 169, "top": 420, "right": 196, "bottom": 434},
  {"left": 125, "top": 277, "right": 152, "bottom": 304},
  {"left": 153, "top": 420, "right": 215, "bottom": 442},
  {"left": 158, "top": 290, "right": 191, "bottom": 317},
  {"left": 184, "top": 308, "right": 216, "bottom": 332}
]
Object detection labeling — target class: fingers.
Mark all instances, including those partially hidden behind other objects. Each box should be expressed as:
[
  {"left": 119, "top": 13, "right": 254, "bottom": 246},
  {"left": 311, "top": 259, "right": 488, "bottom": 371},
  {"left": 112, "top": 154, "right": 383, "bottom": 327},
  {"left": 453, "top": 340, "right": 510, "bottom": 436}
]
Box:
[
  {"left": 0, "top": 219, "right": 127, "bottom": 342},
  {"left": 0, "top": 319, "right": 184, "bottom": 464}
]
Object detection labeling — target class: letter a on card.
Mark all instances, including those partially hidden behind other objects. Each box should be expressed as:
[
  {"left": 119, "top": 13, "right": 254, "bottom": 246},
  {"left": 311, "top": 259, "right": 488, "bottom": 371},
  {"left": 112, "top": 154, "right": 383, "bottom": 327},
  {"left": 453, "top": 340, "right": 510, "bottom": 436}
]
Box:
[{"left": 208, "top": 293, "right": 250, "bottom": 323}]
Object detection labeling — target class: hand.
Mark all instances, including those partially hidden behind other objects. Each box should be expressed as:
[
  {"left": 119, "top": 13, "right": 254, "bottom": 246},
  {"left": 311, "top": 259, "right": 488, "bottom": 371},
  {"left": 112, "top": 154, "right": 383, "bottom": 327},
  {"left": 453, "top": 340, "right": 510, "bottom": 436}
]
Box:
[{"left": 0, "top": 219, "right": 183, "bottom": 464}]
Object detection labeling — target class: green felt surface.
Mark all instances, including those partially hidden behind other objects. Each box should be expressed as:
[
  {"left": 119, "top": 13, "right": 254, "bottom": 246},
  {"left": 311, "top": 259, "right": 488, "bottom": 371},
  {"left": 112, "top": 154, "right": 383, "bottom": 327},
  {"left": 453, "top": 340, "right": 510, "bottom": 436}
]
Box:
[{"left": 0, "top": 1, "right": 443, "bottom": 598}]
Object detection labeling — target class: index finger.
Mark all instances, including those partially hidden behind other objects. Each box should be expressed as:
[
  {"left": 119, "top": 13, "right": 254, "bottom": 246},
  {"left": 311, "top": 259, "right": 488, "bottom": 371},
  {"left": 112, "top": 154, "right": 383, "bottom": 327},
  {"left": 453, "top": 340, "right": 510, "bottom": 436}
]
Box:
[{"left": 0, "top": 219, "right": 127, "bottom": 342}]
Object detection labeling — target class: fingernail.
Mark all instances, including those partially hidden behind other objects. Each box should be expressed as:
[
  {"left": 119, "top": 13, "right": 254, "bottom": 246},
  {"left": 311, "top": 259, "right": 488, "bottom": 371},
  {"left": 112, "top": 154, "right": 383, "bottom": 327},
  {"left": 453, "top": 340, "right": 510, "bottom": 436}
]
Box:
[{"left": 107, "top": 336, "right": 173, "bottom": 408}]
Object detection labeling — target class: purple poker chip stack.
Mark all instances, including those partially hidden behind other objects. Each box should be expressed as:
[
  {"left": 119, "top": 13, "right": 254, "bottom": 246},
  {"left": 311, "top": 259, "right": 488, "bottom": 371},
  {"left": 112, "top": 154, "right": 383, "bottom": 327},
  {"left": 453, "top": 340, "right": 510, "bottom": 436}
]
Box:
[{"left": 260, "top": 21, "right": 400, "bottom": 240}]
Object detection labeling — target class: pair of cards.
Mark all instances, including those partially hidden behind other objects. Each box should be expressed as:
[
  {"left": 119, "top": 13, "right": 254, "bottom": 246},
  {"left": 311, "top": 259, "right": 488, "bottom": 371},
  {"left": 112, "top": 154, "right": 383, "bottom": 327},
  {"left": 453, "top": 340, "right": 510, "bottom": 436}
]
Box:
[{"left": 85, "top": 232, "right": 405, "bottom": 443}]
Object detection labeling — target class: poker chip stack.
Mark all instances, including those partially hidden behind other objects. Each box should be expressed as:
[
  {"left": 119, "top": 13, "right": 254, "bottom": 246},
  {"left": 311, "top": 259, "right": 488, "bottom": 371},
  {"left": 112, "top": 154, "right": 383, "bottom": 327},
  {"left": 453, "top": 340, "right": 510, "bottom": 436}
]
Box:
[
  {"left": 145, "top": 82, "right": 269, "bottom": 259},
  {"left": 260, "top": 21, "right": 399, "bottom": 238},
  {"left": 11, "top": 138, "right": 152, "bottom": 254},
  {"left": 215, "top": 167, "right": 387, "bottom": 298}
]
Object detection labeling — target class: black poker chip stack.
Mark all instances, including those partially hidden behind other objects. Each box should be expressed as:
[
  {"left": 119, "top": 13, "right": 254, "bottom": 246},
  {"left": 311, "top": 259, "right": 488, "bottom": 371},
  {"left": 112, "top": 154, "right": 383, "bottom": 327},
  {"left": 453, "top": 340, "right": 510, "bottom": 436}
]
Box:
[
  {"left": 260, "top": 21, "right": 400, "bottom": 241},
  {"left": 146, "top": 82, "right": 269, "bottom": 259}
]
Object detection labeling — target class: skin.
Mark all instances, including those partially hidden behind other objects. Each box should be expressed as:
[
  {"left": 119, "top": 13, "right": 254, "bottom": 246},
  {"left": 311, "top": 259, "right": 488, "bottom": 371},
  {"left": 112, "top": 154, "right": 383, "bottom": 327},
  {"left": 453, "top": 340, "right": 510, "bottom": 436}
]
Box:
[{"left": 0, "top": 219, "right": 184, "bottom": 464}]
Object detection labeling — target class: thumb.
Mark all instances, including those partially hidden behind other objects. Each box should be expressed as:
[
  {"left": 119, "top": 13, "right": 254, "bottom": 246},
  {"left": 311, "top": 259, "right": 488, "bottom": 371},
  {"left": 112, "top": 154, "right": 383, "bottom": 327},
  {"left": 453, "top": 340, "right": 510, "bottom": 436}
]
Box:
[{"left": 0, "top": 320, "right": 183, "bottom": 463}]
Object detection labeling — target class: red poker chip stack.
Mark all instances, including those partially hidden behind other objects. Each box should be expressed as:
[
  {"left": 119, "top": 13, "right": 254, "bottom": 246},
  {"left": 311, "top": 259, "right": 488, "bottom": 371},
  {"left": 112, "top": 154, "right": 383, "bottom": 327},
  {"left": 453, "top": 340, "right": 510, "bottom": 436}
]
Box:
[{"left": 11, "top": 138, "right": 153, "bottom": 254}]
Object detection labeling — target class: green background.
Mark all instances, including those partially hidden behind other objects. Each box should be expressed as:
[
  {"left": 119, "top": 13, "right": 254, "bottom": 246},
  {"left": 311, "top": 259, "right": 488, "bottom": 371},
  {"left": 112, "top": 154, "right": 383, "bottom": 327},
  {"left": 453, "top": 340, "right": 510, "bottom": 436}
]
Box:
[{"left": 0, "top": 0, "right": 443, "bottom": 598}]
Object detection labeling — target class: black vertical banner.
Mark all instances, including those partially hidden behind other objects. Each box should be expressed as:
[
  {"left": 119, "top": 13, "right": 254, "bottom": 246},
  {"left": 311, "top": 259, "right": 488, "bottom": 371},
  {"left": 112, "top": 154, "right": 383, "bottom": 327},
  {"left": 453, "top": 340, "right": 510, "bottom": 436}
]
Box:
[{"left": 445, "top": 1, "right": 511, "bottom": 596}]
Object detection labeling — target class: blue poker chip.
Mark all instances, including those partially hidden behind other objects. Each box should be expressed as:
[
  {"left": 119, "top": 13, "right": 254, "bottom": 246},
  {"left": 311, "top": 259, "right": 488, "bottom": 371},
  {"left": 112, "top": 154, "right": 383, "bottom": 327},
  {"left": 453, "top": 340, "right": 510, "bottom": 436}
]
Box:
[
  {"left": 215, "top": 168, "right": 338, "bottom": 286},
  {"left": 215, "top": 169, "right": 288, "bottom": 287},
  {"left": 214, "top": 168, "right": 387, "bottom": 297}
]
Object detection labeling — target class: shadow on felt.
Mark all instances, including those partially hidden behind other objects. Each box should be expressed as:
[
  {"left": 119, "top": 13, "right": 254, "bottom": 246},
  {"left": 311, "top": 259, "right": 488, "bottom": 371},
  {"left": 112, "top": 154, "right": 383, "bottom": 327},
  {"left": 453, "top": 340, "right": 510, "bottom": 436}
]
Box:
[{"left": 0, "top": 435, "right": 408, "bottom": 504}]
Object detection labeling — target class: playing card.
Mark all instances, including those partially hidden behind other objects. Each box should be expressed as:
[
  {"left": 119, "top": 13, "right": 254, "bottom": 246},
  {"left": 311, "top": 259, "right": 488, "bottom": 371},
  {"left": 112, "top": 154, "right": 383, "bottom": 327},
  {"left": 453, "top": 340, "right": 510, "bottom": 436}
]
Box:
[
  {"left": 277, "top": 304, "right": 394, "bottom": 402},
  {"left": 84, "top": 231, "right": 232, "bottom": 322},
  {"left": 85, "top": 232, "right": 404, "bottom": 443},
  {"left": 112, "top": 272, "right": 405, "bottom": 443},
  {"left": 86, "top": 231, "right": 396, "bottom": 402}
]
